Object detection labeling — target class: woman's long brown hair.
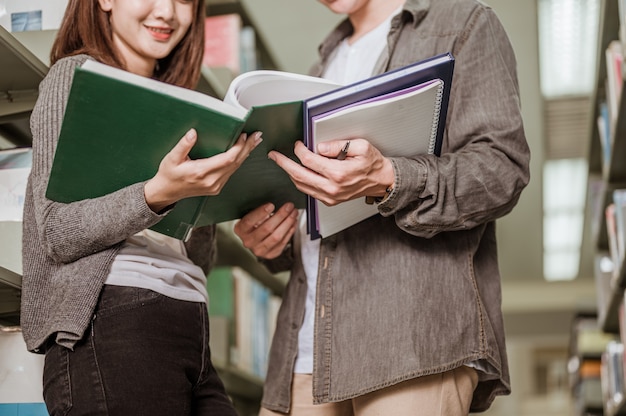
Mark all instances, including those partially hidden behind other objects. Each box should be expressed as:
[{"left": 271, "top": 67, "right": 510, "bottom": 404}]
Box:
[{"left": 50, "top": 0, "right": 205, "bottom": 89}]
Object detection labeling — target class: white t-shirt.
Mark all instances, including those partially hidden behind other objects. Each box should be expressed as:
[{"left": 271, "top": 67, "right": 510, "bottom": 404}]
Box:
[{"left": 294, "top": 8, "right": 399, "bottom": 374}]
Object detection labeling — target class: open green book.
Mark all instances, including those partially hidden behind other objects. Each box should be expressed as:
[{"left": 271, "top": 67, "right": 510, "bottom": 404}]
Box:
[{"left": 46, "top": 60, "right": 339, "bottom": 240}]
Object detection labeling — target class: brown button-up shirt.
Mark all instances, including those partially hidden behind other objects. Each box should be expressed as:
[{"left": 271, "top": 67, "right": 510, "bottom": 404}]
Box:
[{"left": 261, "top": 0, "right": 530, "bottom": 413}]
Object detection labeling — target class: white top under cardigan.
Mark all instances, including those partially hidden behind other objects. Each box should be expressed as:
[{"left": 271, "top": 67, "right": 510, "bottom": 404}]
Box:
[{"left": 105, "top": 229, "right": 208, "bottom": 304}]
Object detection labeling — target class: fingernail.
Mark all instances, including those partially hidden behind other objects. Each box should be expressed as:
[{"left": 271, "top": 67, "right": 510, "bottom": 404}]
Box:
[
  {"left": 285, "top": 202, "right": 294, "bottom": 212},
  {"left": 265, "top": 203, "right": 275, "bottom": 213},
  {"left": 267, "top": 152, "right": 276, "bottom": 161},
  {"left": 186, "top": 129, "right": 196, "bottom": 142},
  {"left": 254, "top": 132, "right": 263, "bottom": 145},
  {"left": 318, "top": 142, "right": 330, "bottom": 153}
]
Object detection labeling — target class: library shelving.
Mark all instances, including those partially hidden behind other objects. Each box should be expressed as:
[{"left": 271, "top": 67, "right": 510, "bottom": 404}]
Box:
[
  {"left": 198, "top": 0, "right": 279, "bottom": 100},
  {"left": 0, "top": 25, "right": 47, "bottom": 148},
  {"left": 568, "top": 313, "right": 616, "bottom": 415},
  {"left": 582, "top": 0, "right": 626, "bottom": 413},
  {"left": 586, "top": 0, "right": 626, "bottom": 336},
  {"left": 0, "top": 3, "right": 285, "bottom": 412}
]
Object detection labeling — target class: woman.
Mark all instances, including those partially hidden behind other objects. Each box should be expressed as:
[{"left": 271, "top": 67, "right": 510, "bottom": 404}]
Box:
[{"left": 20, "top": 0, "right": 261, "bottom": 414}]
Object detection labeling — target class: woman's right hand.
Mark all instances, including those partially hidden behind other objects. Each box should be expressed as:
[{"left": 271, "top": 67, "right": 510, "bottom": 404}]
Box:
[{"left": 144, "top": 128, "right": 262, "bottom": 213}]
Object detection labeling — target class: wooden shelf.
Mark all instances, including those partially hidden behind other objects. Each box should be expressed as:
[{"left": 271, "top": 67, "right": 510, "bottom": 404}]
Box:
[
  {"left": 215, "top": 363, "right": 264, "bottom": 400},
  {"left": 0, "top": 26, "right": 50, "bottom": 146},
  {"left": 0, "top": 221, "right": 22, "bottom": 289},
  {"left": 0, "top": 26, "right": 47, "bottom": 122},
  {"left": 215, "top": 222, "right": 287, "bottom": 297}
]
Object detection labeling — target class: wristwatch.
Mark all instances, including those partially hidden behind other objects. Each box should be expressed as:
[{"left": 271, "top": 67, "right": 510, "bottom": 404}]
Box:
[{"left": 365, "top": 185, "right": 393, "bottom": 205}]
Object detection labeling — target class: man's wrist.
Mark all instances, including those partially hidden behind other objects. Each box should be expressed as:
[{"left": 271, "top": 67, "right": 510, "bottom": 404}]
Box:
[{"left": 365, "top": 185, "right": 394, "bottom": 205}]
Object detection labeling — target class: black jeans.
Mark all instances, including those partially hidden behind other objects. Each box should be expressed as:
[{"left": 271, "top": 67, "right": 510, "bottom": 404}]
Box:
[{"left": 42, "top": 285, "right": 237, "bottom": 416}]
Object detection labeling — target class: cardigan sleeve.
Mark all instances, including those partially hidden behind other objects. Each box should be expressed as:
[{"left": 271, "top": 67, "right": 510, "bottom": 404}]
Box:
[{"left": 28, "top": 55, "right": 167, "bottom": 263}]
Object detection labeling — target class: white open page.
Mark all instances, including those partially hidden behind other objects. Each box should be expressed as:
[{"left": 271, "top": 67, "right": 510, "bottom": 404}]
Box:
[{"left": 223, "top": 70, "right": 340, "bottom": 110}]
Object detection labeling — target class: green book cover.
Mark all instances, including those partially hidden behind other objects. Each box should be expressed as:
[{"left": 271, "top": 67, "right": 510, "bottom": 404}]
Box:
[
  {"left": 45, "top": 60, "right": 313, "bottom": 239},
  {"left": 198, "top": 102, "right": 306, "bottom": 225}
]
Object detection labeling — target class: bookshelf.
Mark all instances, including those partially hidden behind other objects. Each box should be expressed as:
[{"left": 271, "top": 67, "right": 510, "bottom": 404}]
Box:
[
  {"left": 0, "top": 3, "right": 284, "bottom": 411},
  {"left": 581, "top": 0, "right": 626, "bottom": 413},
  {"left": 0, "top": 25, "right": 45, "bottom": 326},
  {"left": 568, "top": 314, "right": 616, "bottom": 415},
  {"left": 587, "top": 0, "right": 626, "bottom": 334},
  {"left": 0, "top": 25, "right": 46, "bottom": 147}
]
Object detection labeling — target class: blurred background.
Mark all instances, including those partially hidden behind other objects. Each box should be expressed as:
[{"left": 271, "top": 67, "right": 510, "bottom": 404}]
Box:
[{"left": 1, "top": 0, "right": 623, "bottom": 415}]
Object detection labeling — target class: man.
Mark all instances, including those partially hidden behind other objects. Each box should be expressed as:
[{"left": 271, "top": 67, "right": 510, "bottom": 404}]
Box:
[{"left": 234, "top": 0, "right": 530, "bottom": 414}]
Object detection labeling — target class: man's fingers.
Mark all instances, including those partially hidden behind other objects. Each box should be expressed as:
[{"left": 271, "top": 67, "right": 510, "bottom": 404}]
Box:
[
  {"left": 255, "top": 207, "right": 298, "bottom": 258},
  {"left": 235, "top": 203, "right": 275, "bottom": 235},
  {"left": 317, "top": 139, "right": 352, "bottom": 159}
]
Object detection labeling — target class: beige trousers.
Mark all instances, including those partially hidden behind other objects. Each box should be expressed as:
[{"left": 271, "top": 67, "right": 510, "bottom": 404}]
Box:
[{"left": 259, "top": 366, "right": 479, "bottom": 416}]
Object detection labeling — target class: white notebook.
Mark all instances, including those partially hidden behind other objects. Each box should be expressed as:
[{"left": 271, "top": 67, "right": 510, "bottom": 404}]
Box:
[{"left": 311, "top": 79, "right": 445, "bottom": 238}]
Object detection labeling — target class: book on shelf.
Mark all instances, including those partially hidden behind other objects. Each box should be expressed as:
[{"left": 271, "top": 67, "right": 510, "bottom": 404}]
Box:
[
  {"left": 46, "top": 53, "right": 453, "bottom": 240},
  {"left": 206, "top": 267, "right": 236, "bottom": 367},
  {"left": 619, "top": 298, "right": 626, "bottom": 347},
  {"left": 588, "top": 177, "right": 608, "bottom": 245},
  {"left": 606, "top": 203, "right": 620, "bottom": 286},
  {"left": 601, "top": 341, "right": 625, "bottom": 414},
  {"left": 613, "top": 189, "right": 626, "bottom": 275},
  {"left": 575, "top": 316, "right": 615, "bottom": 357},
  {"left": 597, "top": 101, "right": 611, "bottom": 170},
  {"left": 207, "top": 266, "right": 280, "bottom": 379},
  {"left": 605, "top": 40, "right": 623, "bottom": 134},
  {"left": 203, "top": 13, "right": 242, "bottom": 75},
  {"left": 596, "top": 253, "right": 615, "bottom": 328},
  {"left": 239, "top": 26, "right": 258, "bottom": 73}
]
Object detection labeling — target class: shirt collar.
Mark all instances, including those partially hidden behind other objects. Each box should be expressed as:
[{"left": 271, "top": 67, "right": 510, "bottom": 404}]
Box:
[{"left": 317, "top": 0, "right": 431, "bottom": 60}]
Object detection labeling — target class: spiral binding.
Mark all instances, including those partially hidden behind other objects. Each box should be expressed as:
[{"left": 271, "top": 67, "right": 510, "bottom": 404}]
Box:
[{"left": 429, "top": 80, "right": 444, "bottom": 154}]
